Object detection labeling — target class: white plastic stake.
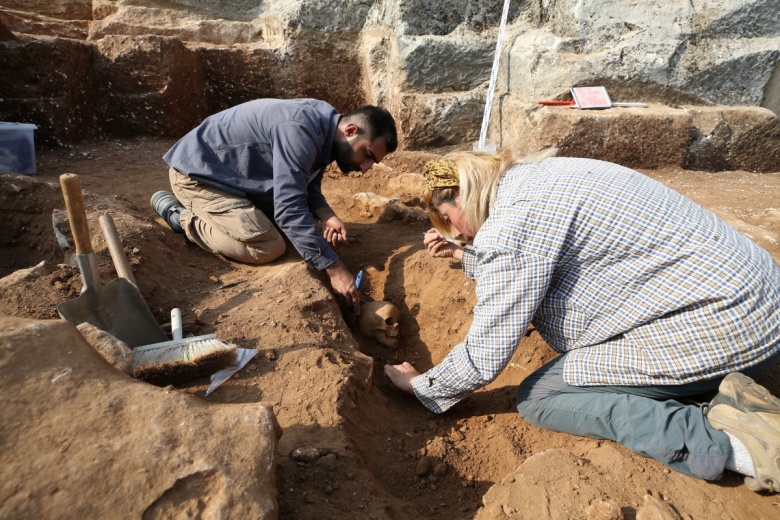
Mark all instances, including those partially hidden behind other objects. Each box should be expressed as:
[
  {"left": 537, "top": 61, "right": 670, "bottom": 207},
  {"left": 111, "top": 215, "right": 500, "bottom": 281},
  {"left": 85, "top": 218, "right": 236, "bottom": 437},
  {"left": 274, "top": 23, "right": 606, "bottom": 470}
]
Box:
[
  {"left": 476, "top": 0, "right": 512, "bottom": 152},
  {"left": 170, "top": 308, "right": 183, "bottom": 341}
]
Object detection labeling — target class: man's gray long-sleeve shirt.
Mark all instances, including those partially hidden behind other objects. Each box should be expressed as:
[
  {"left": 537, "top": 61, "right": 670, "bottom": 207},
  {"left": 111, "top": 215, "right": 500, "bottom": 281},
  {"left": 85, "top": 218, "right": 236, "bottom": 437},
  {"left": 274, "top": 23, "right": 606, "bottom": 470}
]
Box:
[{"left": 163, "top": 98, "right": 341, "bottom": 270}]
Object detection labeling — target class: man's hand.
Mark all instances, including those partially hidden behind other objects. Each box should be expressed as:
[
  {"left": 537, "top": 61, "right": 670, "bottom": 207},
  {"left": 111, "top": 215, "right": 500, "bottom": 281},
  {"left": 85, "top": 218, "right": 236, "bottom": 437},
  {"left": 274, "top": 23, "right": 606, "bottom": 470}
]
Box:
[
  {"left": 325, "top": 260, "right": 360, "bottom": 315},
  {"left": 317, "top": 209, "right": 349, "bottom": 246},
  {"left": 384, "top": 362, "right": 420, "bottom": 394}
]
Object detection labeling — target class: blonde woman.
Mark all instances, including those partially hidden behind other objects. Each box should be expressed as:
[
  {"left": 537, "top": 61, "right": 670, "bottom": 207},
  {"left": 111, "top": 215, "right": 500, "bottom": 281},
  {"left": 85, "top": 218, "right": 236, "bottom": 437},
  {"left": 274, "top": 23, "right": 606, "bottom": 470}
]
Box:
[{"left": 385, "top": 150, "right": 780, "bottom": 493}]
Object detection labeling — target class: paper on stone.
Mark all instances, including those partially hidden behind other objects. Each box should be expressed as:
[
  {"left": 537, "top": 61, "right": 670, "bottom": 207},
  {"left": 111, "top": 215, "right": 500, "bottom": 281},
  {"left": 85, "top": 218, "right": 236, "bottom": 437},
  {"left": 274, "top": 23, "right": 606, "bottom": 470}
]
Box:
[{"left": 205, "top": 348, "right": 257, "bottom": 396}]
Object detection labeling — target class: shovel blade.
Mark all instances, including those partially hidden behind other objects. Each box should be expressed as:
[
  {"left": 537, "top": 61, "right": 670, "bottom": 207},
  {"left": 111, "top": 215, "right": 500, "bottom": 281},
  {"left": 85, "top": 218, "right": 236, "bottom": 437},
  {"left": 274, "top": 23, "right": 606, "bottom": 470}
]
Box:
[{"left": 58, "top": 277, "right": 168, "bottom": 347}]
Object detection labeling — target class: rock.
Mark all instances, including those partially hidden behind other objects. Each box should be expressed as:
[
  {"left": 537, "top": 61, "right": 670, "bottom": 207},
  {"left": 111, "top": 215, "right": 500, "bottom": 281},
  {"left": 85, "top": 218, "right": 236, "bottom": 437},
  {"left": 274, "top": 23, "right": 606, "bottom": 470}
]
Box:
[
  {"left": 0, "top": 316, "right": 281, "bottom": 519},
  {"left": 433, "top": 462, "right": 448, "bottom": 476},
  {"left": 684, "top": 106, "right": 780, "bottom": 172},
  {"left": 396, "top": 34, "right": 494, "bottom": 93},
  {"left": 450, "top": 429, "right": 465, "bottom": 442},
  {"left": 396, "top": 91, "right": 485, "bottom": 148},
  {"left": 501, "top": 100, "right": 691, "bottom": 169},
  {"left": 585, "top": 499, "right": 624, "bottom": 520},
  {"left": 415, "top": 456, "right": 432, "bottom": 477},
  {"left": 76, "top": 322, "right": 134, "bottom": 374},
  {"left": 0, "top": 261, "right": 48, "bottom": 289},
  {"left": 352, "top": 192, "right": 392, "bottom": 214},
  {"left": 291, "top": 447, "right": 322, "bottom": 464},
  {"left": 636, "top": 493, "right": 682, "bottom": 520}
]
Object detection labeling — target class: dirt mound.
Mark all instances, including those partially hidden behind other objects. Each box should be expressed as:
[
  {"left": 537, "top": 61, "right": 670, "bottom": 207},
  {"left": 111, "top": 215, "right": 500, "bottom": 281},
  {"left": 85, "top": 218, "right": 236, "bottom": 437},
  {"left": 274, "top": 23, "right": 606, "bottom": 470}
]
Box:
[{"left": 2, "top": 139, "right": 780, "bottom": 519}]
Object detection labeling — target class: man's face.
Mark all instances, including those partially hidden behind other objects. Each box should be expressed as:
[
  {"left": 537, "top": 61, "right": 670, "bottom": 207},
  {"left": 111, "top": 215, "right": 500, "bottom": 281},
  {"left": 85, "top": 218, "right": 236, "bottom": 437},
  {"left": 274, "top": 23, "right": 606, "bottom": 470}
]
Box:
[{"left": 334, "top": 126, "right": 389, "bottom": 174}]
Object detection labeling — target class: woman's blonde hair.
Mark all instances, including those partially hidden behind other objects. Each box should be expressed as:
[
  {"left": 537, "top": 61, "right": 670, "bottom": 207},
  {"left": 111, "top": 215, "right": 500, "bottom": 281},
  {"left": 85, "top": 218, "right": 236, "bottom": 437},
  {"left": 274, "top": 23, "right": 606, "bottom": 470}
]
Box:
[{"left": 422, "top": 148, "right": 556, "bottom": 237}]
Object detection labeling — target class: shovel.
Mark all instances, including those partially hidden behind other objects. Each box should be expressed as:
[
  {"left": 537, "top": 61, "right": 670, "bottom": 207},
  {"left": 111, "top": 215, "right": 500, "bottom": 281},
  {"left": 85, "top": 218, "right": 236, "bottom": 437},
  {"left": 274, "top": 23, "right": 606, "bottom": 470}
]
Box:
[{"left": 57, "top": 174, "right": 168, "bottom": 347}]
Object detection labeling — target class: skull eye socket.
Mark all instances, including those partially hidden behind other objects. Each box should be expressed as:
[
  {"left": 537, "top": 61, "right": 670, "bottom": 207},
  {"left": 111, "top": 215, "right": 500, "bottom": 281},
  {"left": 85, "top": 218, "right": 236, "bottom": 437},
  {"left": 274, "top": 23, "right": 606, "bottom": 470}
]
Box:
[{"left": 384, "top": 317, "right": 395, "bottom": 326}]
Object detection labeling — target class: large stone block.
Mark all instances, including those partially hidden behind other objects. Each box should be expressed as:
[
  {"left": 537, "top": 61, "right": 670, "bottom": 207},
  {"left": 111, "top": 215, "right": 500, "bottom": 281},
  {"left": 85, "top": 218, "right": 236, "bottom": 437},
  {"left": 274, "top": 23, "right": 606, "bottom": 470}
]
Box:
[
  {"left": 281, "top": 0, "right": 373, "bottom": 32},
  {"left": 360, "top": 28, "right": 396, "bottom": 107},
  {"left": 396, "top": 35, "right": 493, "bottom": 93},
  {"left": 89, "top": 5, "right": 272, "bottom": 45},
  {"left": 0, "top": 9, "right": 88, "bottom": 39},
  {"left": 680, "top": 44, "right": 780, "bottom": 107},
  {"left": 499, "top": 100, "right": 691, "bottom": 168},
  {"left": 684, "top": 106, "right": 780, "bottom": 172},
  {"left": 384, "top": 0, "right": 524, "bottom": 36},
  {"left": 696, "top": 0, "right": 780, "bottom": 38},
  {"left": 398, "top": 91, "right": 484, "bottom": 148},
  {"left": 1, "top": 0, "right": 91, "bottom": 20},
  {"left": 0, "top": 316, "right": 280, "bottom": 519},
  {"left": 502, "top": 3, "right": 780, "bottom": 112}
]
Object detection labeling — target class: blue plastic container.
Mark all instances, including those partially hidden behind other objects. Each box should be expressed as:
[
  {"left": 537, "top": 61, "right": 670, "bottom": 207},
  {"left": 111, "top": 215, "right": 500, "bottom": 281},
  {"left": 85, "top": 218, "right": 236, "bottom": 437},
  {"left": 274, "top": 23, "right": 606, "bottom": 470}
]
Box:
[{"left": 0, "top": 122, "right": 38, "bottom": 174}]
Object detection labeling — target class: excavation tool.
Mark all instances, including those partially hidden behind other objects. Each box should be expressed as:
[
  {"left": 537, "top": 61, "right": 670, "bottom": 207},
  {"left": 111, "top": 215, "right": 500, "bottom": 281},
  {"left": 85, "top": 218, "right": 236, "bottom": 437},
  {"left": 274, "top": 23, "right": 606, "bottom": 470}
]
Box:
[
  {"left": 342, "top": 269, "right": 363, "bottom": 328},
  {"left": 99, "top": 213, "right": 137, "bottom": 287},
  {"left": 57, "top": 174, "right": 168, "bottom": 347},
  {"left": 132, "top": 308, "right": 238, "bottom": 385}
]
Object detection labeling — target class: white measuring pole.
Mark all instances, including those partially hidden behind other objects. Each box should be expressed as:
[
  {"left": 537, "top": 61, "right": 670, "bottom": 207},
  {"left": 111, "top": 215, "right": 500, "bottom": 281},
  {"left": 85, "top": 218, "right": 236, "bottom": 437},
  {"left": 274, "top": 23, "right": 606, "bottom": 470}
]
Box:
[{"left": 476, "top": 0, "right": 512, "bottom": 152}]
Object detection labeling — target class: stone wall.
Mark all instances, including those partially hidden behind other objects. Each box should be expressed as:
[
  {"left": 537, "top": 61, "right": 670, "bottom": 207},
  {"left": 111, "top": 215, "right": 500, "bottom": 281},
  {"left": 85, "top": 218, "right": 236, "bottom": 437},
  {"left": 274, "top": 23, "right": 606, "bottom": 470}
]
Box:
[{"left": 0, "top": 0, "right": 778, "bottom": 170}]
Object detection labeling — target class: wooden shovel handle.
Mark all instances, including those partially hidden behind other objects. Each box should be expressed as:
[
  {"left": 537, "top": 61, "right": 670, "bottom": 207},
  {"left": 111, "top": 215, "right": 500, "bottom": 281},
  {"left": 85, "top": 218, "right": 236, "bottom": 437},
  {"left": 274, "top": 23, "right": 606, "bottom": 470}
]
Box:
[
  {"left": 59, "top": 173, "right": 93, "bottom": 255},
  {"left": 99, "top": 213, "right": 137, "bottom": 287}
]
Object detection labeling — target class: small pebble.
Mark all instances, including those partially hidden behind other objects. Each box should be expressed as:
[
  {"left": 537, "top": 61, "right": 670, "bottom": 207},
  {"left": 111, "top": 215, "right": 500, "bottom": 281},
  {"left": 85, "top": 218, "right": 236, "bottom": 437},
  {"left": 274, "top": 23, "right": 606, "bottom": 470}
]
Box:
[
  {"left": 450, "top": 429, "right": 465, "bottom": 442},
  {"left": 291, "top": 447, "right": 321, "bottom": 463},
  {"left": 208, "top": 275, "right": 219, "bottom": 284},
  {"left": 415, "top": 456, "right": 431, "bottom": 477}
]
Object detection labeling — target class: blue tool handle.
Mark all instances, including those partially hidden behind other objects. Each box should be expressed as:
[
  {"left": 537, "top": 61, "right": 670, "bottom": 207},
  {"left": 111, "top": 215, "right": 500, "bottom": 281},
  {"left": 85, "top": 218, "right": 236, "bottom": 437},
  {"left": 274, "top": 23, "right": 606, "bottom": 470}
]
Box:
[{"left": 355, "top": 270, "right": 363, "bottom": 290}]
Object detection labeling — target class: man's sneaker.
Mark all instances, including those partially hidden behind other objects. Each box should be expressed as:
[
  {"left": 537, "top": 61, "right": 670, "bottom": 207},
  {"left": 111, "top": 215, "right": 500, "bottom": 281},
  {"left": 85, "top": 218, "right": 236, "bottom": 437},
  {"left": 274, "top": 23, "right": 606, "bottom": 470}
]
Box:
[
  {"left": 706, "top": 372, "right": 780, "bottom": 492},
  {"left": 150, "top": 191, "right": 185, "bottom": 234}
]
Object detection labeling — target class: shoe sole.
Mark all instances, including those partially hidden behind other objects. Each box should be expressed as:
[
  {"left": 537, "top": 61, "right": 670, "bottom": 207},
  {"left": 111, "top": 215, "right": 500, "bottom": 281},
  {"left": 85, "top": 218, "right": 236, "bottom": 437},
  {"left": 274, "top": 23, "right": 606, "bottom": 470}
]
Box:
[
  {"left": 150, "top": 191, "right": 185, "bottom": 235},
  {"left": 150, "top": 191, "right": 176, "bottom": 215},
  {"left": 707, "top": 373, "right": 780, "bottom": 493}
]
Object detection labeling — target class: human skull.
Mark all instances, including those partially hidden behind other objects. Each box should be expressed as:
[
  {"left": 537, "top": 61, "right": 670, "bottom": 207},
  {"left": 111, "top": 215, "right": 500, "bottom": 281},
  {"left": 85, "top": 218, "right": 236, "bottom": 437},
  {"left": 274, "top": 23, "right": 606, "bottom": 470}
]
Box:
[{"left": 358, "top": 301, "right": 401, "bottom": 349}]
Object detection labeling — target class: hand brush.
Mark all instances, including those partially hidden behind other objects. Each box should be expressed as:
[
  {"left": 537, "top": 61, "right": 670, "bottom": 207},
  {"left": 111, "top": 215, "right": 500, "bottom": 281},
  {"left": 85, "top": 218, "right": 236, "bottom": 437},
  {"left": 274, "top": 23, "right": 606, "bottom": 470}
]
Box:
[{"left": 132, "top": 308, "right": 238, "bottom": 386}]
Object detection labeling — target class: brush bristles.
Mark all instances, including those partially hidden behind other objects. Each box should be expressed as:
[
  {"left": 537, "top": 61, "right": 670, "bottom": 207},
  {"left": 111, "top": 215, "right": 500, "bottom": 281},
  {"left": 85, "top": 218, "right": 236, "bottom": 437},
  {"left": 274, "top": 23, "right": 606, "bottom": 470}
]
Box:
[{"left": 132, "top": 338, "right": 238, "bottom": 386}]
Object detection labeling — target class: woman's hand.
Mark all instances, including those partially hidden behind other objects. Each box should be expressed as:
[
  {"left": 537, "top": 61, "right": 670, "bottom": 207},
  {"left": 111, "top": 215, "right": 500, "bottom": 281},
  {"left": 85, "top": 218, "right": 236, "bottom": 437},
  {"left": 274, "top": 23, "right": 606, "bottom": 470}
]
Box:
[
  {"left": 384, "top": 362, "right": 420, "bottom": 393},
  {"left": 423, "top": 228, "right": 464, "bottom": 260}
]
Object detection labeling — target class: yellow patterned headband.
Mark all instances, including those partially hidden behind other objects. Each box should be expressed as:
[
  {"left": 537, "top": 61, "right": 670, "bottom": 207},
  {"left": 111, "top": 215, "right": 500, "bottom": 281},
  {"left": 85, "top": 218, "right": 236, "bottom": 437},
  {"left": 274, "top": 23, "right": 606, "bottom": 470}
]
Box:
[{"left": 423, "top": 159, "right": 459, "bottom": 191}]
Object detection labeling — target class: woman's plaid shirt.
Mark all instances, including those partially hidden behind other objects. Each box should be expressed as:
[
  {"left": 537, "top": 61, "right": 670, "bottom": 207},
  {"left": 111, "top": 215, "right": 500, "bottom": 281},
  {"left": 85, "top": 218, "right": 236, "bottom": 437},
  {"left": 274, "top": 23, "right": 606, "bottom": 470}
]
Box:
[{"left": 412, "top": 158, "right": 780, "bottom": 413}]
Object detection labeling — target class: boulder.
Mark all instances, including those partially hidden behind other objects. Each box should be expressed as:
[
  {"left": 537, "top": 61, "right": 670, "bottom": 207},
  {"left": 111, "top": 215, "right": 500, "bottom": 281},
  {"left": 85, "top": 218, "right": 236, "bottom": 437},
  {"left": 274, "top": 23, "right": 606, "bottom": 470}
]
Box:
[
  {"left": 0, "top": 316, "right": 281, "bottom": 519},
  {"left": 397, "top": 91, "right": 485, "bottom": 148},
  {"left": 684, "top": 106, "right": 780, "bottom": 172},
  {"left": 500, "top": 101, "right": 691, "bottom": 169}
]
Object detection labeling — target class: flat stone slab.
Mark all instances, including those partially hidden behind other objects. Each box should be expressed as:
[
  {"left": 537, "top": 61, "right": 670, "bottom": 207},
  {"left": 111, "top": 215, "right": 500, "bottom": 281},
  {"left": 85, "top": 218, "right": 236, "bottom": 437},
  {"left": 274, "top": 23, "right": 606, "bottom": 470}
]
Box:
[
  {"left": 0, "top": 316, "right": 281, "bottom": 519},
  {"left": 500, "top": 101, "right": 779, "bottom": 172}
]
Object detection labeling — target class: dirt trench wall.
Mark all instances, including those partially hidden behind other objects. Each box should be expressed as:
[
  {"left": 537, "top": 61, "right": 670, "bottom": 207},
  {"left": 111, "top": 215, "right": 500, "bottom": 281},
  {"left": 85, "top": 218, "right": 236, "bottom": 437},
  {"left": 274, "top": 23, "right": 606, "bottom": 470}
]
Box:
[{"left": 0, "top": 0, "right": 778, "bottom": 171}]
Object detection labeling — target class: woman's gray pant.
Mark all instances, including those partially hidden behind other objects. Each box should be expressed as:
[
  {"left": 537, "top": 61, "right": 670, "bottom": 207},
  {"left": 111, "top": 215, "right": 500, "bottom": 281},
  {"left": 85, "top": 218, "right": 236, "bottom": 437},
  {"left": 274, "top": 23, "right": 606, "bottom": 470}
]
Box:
[{"left": 516, "top": 352, "right": 780, "bottom": 480}]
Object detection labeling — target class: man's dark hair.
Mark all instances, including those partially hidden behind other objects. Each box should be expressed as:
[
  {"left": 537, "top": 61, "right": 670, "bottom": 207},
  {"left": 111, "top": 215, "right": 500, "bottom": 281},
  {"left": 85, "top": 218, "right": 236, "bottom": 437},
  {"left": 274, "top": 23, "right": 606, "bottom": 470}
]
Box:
[{"left": 344, "top": 105, "right": 398, "bottom": 153}]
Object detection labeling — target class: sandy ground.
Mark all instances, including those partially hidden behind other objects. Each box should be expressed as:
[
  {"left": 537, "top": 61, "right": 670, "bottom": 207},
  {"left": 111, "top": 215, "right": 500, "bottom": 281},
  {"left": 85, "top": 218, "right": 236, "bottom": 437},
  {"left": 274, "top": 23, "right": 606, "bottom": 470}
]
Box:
[{"left": 2, "top": 137, "right": 780, "bottom": 519}]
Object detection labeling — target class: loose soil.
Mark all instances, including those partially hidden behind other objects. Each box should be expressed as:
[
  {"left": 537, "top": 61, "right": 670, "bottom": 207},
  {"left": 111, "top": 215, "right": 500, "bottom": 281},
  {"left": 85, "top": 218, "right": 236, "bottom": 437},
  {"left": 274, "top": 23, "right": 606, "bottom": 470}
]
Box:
[{"left": 2, "top": 138, "right": 780, "bottom": 519}]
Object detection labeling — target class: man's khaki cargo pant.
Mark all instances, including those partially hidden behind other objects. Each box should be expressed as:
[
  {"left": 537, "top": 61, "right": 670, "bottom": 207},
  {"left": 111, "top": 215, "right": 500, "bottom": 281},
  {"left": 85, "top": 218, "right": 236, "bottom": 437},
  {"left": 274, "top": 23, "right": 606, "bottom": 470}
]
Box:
[{"left": 169, "top": 167, "right": 286, "bottom": 264}]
